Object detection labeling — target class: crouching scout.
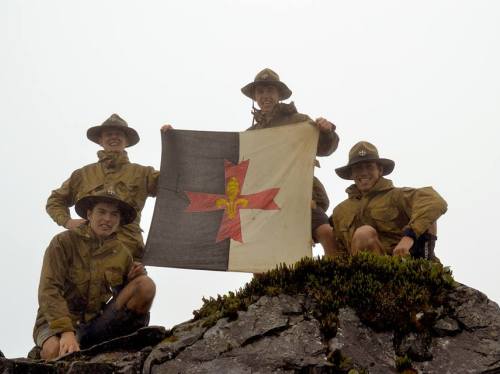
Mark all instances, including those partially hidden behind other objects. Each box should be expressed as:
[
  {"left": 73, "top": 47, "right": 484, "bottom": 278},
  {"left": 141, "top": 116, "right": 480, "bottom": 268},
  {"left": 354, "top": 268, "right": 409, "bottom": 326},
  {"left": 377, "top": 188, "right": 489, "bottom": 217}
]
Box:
[
  {"left": 33, "top": 191, "right": 156, "bottom": 360},
  {"left": 331, "top": 141, "right": 447, "bottom": 259},
  {"left": 241, "top": 68, "right": 340, "bottom": 256},
  {"left": 46, "top": 114, "right": 160, "bottom": 260}
]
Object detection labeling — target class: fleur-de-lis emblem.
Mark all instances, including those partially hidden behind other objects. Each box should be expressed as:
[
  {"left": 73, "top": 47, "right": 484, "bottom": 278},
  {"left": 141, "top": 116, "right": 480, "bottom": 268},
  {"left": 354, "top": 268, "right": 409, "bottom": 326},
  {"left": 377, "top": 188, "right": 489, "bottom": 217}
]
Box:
[
  {"left": 216, "top": 177, "right": 248, "bottom": 219},
  {"left": 185, "top": 159, "right": 280, "bottom": 243},
  {"left": 358, "top": 149, "right": 367, "bottom": 157}
]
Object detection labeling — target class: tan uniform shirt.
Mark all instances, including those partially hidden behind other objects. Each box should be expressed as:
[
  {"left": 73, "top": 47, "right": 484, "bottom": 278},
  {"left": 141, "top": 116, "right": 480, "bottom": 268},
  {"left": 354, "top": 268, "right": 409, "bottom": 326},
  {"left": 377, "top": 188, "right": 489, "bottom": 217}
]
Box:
[
  {"left": 46, "top": 150, "right": 159, "bottom": 259},
  {"left": 331, "top": 178, "right": 448, "bottom": 255},
  {"left": 33, "top": 225, "right": 132, "bottom": 340}
]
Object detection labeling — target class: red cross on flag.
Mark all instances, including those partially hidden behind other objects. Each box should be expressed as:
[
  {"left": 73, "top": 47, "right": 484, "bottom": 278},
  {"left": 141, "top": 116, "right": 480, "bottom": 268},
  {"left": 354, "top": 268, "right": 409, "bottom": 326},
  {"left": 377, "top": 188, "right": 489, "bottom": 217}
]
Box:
[{"left": 144, "top": 122, "right": 319, "bottom": 273}]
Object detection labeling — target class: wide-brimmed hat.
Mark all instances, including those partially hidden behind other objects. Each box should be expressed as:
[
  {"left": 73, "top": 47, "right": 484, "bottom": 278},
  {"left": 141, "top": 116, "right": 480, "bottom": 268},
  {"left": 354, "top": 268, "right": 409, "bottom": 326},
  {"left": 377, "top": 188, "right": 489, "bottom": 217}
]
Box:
[
  {"left": 87, "top": 114, "right": 140, "bottom": 147},
  {"left": 241, "top": 68, "right": 292, "bottom": 100},
  {"left": 335, "top": 141, "right": 395, "bottom": 180},
  {"left": 75, "top": 190, "right": 137, "bottom": 225}
]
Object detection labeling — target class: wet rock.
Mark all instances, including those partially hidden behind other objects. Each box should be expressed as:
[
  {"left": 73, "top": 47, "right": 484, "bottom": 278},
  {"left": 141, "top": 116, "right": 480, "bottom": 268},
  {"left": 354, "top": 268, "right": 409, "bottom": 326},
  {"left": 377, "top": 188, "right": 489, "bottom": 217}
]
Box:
[
  {"left": 3, "top": 284, "right": 500, "bottom": 374},
  {"left": 432, "top": 317, "right": 461, "bottom": 337},
  {"left": 150, "top": 294, "right": 329, "bottom": 373},
  {"left": 143, "top": 318, "right": 211, "bottom": 373},
  {"left": 0, "top": 358, "right": 13, "bottom": 374},
  {"left": 395, "top": 331, "right": 432, "bottom": 361},
  {"left": 328, "top": 308, "right": 395, "bottom": 373},
  {"left": 153, "top": 319, "right": 328, "bottom": 373},
  {"left": 450, "top": 283, "right": 500, "bottom": 331},
  {"left": 413, "top": 285, "right": 500, "bottom": 373}
]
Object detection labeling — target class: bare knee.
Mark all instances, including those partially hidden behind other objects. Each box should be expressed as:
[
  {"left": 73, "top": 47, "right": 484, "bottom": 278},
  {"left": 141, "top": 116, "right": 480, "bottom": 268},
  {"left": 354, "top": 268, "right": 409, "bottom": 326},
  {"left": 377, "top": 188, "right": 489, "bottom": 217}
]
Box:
[
  {"left": 351, "top": 225, "right": 382, "bottom": 255},
  {"left": 314, "top": 223, "right": 332, "bottom": 240},
  {"left": 118, "top": 275, "right": 156, "bottom": 313},
  {"left": 134, "top": 275, "right": 156, "bottom": 300},
  {"left": 353, "top": 225, "right": 378, "bottom": 242},
  {"left": 40, "top": 336, "right": 60, "bottom": 360}
]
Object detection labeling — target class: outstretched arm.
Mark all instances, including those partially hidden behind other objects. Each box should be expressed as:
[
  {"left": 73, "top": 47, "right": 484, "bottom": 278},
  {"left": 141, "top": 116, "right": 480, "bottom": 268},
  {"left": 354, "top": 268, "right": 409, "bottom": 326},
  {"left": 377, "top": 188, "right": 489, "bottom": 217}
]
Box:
[{"left": 315, "top": 117, "right": 339, "bottom": 156}]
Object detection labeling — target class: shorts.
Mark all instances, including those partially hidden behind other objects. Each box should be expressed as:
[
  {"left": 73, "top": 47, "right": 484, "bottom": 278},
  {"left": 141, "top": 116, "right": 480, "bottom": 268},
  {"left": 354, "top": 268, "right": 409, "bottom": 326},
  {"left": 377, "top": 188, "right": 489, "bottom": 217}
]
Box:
[{"left": 35, "top": 323, "right": 57, "bottom": 348}]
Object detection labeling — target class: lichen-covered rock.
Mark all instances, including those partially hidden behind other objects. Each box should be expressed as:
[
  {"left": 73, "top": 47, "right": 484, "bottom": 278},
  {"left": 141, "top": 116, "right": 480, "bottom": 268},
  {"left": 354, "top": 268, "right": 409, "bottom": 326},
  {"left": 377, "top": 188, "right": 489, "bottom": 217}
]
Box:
[
  {"left": 147, "top": 287, "right": 500, "bottom": 373},
  {"left": 413, "top": 284, "right": 500, "bottom": 373},
  {"left": 1, "top": 326, "right": 167, "bottom": 374},
  {"left": 328, "top": 308, "right": 395, "bottom": 373},
  {"left": 150, "top": 294, "right": 330, "bottom": 373},
  {"left": 3, "top": 257, "right": 500, "bottom": 373},
  {"left": 432, "top": 317, "right": 461, "bottom": 336}
]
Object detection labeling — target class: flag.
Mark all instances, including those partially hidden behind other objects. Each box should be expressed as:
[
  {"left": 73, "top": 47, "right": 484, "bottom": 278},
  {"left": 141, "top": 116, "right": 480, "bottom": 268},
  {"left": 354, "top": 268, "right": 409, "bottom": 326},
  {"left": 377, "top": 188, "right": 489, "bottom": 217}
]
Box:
[{"left": 143, "top": 122, "right": 319, "bottom": 273}]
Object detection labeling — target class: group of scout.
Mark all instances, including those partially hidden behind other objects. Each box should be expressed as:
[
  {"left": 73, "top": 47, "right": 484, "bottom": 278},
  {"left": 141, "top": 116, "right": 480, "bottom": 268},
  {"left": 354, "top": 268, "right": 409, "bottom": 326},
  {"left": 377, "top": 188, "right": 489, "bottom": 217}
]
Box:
[{"left": 32, "top": 68, "right": 447, "bottom": 360}]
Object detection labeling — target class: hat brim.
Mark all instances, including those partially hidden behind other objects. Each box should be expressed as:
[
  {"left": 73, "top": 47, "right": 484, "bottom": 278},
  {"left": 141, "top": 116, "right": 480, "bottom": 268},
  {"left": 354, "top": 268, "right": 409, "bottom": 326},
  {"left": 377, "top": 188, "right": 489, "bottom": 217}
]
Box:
[
  {"left": 75, "top": 195, "right": 137, "bottom": 225},
  {"left": 335, "top": 157, "right": 395, "bottom": 180},
  {"left": 87, "top": 124, "right": 140, "bottom": 147},
  {"left": 241, "top": 80, "right": 292, "bottom": 100}
]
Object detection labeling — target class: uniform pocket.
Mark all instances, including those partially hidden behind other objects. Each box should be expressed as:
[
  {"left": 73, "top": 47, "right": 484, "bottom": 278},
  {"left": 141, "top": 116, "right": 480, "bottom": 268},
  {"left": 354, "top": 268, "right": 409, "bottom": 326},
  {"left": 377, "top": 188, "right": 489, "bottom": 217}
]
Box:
[
  {"left": 370, "top": 207, "right": 399, "bottom": 232},
  {"left": 105, "top": 269, "right": 125, "bottom": 288}
]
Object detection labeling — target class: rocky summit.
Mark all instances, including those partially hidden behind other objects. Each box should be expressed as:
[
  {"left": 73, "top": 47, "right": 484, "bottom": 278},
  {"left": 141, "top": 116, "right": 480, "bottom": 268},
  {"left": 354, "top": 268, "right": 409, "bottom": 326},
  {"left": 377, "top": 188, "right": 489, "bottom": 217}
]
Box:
[{"left": 1, "top": 255, "right": 500, "bottom": 373}]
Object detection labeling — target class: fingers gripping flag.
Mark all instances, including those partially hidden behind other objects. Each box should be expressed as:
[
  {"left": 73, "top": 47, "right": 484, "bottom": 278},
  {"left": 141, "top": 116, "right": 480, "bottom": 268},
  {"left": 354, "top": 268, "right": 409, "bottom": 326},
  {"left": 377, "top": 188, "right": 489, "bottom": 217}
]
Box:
[{"left": 143, "top": 122, "right": 319, "bottom": 273}]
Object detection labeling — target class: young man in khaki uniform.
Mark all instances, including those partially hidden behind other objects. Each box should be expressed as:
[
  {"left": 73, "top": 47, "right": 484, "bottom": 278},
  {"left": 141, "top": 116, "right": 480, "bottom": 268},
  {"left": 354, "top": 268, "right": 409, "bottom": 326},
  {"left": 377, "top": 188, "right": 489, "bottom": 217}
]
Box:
[
  {"left": 331, "top": 141, "right": 447, "bottom": 258},
  {"left": 241, "top": 68, "right": 340, "bottom": 256},
  {"left": 46, "top": 114, "right": 160, "bottom": 260},
  {"left": 34, "top": 191, "right": 156, "bottom": 359}
]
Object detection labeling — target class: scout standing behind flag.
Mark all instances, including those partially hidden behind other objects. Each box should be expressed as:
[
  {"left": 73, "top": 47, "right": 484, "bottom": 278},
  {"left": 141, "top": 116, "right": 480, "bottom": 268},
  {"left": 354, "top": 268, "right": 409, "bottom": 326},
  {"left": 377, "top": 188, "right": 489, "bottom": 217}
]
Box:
[
  {"left": 241, "top": 68, "right": 340, "bottom": 257},
  {"left": 143, "top": 123, "right": 319, "bottom": 273}
]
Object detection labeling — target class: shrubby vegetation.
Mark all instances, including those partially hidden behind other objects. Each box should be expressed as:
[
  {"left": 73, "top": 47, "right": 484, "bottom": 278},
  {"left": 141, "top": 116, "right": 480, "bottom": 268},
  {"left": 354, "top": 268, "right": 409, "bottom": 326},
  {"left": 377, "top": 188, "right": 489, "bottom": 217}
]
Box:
[{"left": 194, "top": 253, "right": 454, "bottom": 336}]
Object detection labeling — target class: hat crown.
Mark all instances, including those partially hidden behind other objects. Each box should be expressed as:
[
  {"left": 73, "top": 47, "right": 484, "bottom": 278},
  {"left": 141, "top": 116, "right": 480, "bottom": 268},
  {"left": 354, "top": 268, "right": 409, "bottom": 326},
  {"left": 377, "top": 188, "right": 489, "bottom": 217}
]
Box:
[
  {"left": 241, "top": 68, "right": 292, "bottom": 100},
  {"left": 254, "top": 68, "right": 280, "bottom": 83},
  {"left": 75, "top": 188, "right": 137, "bottom": 225},
  {"left": 102, "top": 113, "right": 129, "bottom": 128},
  {"left": 348, "top": 141, "right": 379, "bottom": 162}
]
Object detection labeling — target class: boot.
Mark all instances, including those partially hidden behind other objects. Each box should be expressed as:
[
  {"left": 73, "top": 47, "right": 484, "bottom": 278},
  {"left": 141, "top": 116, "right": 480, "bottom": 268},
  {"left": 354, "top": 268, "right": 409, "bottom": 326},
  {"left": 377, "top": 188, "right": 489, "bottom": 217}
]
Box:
[{"left": 77, "top": 301, "right": 149, "bottom": 349}]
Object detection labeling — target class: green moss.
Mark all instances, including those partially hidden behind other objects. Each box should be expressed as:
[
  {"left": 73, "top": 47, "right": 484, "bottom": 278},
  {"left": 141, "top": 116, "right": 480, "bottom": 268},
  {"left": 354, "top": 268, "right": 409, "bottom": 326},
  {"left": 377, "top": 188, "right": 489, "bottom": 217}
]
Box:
[
  {"left": 161, "top": 335, "right": 179, "bottom": 344},
  {"left": 395, "top": 355, "right": 413, "bottom": 371},
  {"left": 193, "top": 253, "right": 454, "bottom": 338}
]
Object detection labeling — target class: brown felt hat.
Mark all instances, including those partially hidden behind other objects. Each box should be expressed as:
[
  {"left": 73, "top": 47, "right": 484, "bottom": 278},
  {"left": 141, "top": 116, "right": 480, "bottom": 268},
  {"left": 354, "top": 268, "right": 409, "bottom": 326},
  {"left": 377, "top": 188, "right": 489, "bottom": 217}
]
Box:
[
  {"left": 335, "top": 141, "right": 395, "bottom": 180},
  {"left": 87, "top": 113, "right": 140, "bottom": 147},
  {"left": 241, "top": 68, "right": 292, "bottom": 100},
  {"left": 75, "top": 189, "right": 137, "bottom": 225}
]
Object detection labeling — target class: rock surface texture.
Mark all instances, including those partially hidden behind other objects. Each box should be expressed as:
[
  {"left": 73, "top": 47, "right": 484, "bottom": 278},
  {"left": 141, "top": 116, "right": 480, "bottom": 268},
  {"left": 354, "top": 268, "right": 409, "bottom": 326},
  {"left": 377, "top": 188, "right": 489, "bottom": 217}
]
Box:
[{"left": 1, "top": 284, "right": 500, "bottom": 373}]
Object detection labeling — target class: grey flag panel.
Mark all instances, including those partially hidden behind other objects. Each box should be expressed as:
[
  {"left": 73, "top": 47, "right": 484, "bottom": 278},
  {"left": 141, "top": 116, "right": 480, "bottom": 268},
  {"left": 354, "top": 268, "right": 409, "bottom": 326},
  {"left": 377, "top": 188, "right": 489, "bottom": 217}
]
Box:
[{"left": 143, "top": 129, "right": 239, "bottom": 271}]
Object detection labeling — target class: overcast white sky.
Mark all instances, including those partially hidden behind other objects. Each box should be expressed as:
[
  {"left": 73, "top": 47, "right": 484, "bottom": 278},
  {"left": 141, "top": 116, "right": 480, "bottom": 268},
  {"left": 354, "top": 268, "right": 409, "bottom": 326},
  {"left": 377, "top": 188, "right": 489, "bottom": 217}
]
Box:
[{"left": 1, "top": 0, "right": 499, "bottom": 358}]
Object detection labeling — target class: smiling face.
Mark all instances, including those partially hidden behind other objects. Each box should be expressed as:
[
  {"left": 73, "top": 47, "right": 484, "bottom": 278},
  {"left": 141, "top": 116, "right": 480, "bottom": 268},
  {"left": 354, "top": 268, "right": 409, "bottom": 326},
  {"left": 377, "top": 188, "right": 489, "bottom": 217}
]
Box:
[
  {"left": 254, "top": 84, "right": 280, "bottom": 114},
  {"left": 98, "top": 128, "right": 128, "bottom": 152},
  {"left": 350, "top": 161, "right": 384, "bottom": 193},
  {"left": 87, "top": 202, "right": 121, "bottom": 239}
]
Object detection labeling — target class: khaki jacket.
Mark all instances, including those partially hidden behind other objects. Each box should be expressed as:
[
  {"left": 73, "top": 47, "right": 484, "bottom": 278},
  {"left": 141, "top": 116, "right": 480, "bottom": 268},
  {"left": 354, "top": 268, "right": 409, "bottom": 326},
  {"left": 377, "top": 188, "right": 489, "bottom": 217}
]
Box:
[
  {"left": 249, "top": 102, "right": 339, "bottom": 157},
  {"left": 331, "top": 178, "right": 448, "bottom": 255},
  {"left": 33, "top": 225, "right": 132, "bottom": 340},
  {"left": 46, "top": 150, "right": 159, "bottom": 259},
  {"left": 249, "top": 102, "right": 339, "bottom": 211}
]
